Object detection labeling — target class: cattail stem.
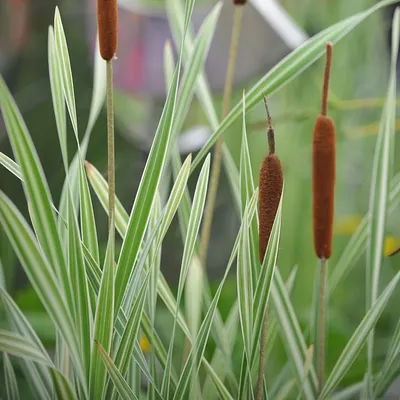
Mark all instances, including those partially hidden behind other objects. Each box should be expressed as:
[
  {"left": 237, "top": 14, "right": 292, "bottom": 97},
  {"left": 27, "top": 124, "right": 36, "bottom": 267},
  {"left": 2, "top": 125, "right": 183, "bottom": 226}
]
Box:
[
  {"left": 199, "top": 5, "right": 243, "bottom": 268},
  {"left": 263, "top": 96, "right": 275, "bottom": 155},
  {"left": 106, "top": 60, "right": 115, "bottom": 233},
  {"left": 317, "top": 258, "right": 328, "bottom": 393},
  {"left": 321, "top": 42, "right": 333, "bottom": 116}
]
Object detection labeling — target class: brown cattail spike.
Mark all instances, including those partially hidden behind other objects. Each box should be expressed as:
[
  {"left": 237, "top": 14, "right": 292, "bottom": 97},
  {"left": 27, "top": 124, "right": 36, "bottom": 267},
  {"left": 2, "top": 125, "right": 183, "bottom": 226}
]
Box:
[
  {"left": 258, "top": 99, "right": 283, "bottom": 263},
  {"left": 97, "top": 0, "right": 118, "bottom": 61},
  {"left": 312, "top": 43, "right": 336, "bottom": 260},
  {"left": 233, "top": 0, "right": 247, "bottom": 5}
]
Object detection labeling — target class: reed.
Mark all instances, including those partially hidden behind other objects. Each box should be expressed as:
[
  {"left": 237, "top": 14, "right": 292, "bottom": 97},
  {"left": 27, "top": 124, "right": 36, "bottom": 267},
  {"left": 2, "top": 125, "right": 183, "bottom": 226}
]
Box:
[
  {"left": 312, "top": 42, "right": 336, "bottom": 394},
  {"left": 256, "top": 98, "right": 283, "bottom": 400}
]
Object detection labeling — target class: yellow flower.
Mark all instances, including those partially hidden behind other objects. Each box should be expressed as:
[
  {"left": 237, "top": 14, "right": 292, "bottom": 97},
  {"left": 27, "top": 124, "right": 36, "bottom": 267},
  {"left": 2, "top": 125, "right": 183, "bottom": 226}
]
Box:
[
  {"left": 334, "top": 215, "right": 362, "bottom": 235},
  {"left": 139, "top": 335, "right": 151, "bottom": 353},
  {"left": 384, "top": 236, "right": 400, "bottom": 257}
]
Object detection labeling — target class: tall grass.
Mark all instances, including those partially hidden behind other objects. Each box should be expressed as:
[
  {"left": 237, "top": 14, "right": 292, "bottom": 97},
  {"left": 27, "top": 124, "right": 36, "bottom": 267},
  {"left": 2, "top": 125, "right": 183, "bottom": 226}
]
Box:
[{"left": 0, "top": 0, "right": 400, "bottom": 399}]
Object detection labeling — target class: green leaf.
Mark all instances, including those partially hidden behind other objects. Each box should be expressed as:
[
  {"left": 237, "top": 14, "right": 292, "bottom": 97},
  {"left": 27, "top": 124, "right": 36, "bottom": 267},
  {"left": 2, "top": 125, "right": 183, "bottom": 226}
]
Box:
[
  {"left": 3, "top": 352, "right": 20, "bottom": 400},
  {"left": 115, "top": 65, "right": 180, "bottom": 314},
  {"left": 169, "top": 1, "right": 222, "bottom": 143},
  {"left": 107, "top": 275, "right": 150, "bottom": 400},
  {"left": 79, "top": 162, "right": 100, "bottom": 267},
  {"left": 172, "top": 187, "right": 259, "bottom": 400},
  {"left": 0, "top": 151, "right": 22, "bottom": 180},
  {"left": 190, "top": 0, "right": 399, "bottom": 173},
  {"left": 0, "top": 330, "right": 53, "bottom": 366},
  {"left": 366, "top": 6, "right": 399, "bottom": 376},
  {"left": 0, "top": 284, "right": 53, "bottom": 398},
  {"left": 53, "top": 7, "right": 78, "bottom": 136},
  {"left": 0, "top": 75, "right": 71, "bottom": 307},
  {"left": 48, "top": 25, "right": 67, "bottom": 170},
  {"left": 165, "top": 0, "right": 241, "bottom": 214},
  {"left": 67, "top": 193, "right": 92, "bottom": 380},
  {"left": 0, "top": 192, "right": 85, "bottom": 391},
  {"left": 50, "top": 369, "right": 77, "bottom": 400},
  {"left": 329, "top": 171, "right": 400, "bottom": 293},
  {"left": 271, "top": 268, "right": 317, "bottom": 399},
  {"left": 320, "top": 272, "right": 400, "bottom": 399},
  {"left": 96, "top": 341, "right": 139, "bottom": 400},
  {"left": 237, "top": 212, "right": 253, "bottom": 391},
  {"left": 85, "top": 161, "right": 129, "bottom": 238},
  {"left": 239, "top": 92, "right": 259, "bottom": 285},
  {"left": 162, "top": 155, "right": 210, "bottom": 397},
  {"left": 90, "top": 224, "right": 115, "bottom": 399},
  {"left": 375, "top": 319, "right": 400, "bottom": 395}
]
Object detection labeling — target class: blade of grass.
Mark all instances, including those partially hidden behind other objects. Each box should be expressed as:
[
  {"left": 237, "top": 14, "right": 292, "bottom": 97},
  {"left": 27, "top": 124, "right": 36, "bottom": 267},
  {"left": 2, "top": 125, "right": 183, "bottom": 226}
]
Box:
[
  {"left": 0, "top": 75, "right": 71, "bottom": 307},
  {"left": 107, "top": 275, "right": 150, "bottom": 400},
  {"left": 374, "top": 319, "right": 400, "bottom": 395},
  {"left": 114, "top": 0, "right": 195, "bottom": 317},
  {"left": 271, "top": 268, "right": 317, "bottom": 399},
  {"left": 237, "top": 213, "right": 254, "bottom": 395},
  {"left": 0, "top": 192, "right": 85, "bottom": 391},
  {"left": 89, "top": 223, "right": 115, "bottom": 399},
  {"left": 0, "top": 330, "right": 53, "bottom": 366},
  {"left": 67, "top": 193, "right": 92, "bottom": 381},
  {"left": 3, "top": 352, "right": 20, "bottom": 400},
  {"left": 330, "top": 171, "right": 400, "bottom": 293},
  {"left": 366, "top": 6, "right": 399, "bottom": 380},
  {"left": 48, "top": 25, "right": 67, "bottom": 171},
  {"left": 0, "top": 286, "right": 53, "bottom": 397},
  {"left": 320, "top": 271, "right": 400, "bottom": 399},
  {"left": 96, "top": 341, "right": 139, "bottom": 400},
  {"left": 50, "top": 369, "right": 77, "bottom": 400},
  {"left": 161, "top": 155, "right": 210, "bottom": 397},
  {"left": 240, "top": 92, "right": 259, "bottom": 285}
]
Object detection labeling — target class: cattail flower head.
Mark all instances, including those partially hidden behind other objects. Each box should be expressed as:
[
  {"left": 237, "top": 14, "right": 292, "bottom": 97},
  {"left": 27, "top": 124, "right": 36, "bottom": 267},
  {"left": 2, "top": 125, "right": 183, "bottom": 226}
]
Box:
[
  {"left": 258, "top": 98, "right": 283, "bottom": 263},
  {"left": 97, "top": 0, "right": 118, "bottom": 61},
  {"left": 312, "top": 42, "right": 336, "bottom": 260},
  {"left": 233, "top": 0, "right": 247, "bottom": 5}
]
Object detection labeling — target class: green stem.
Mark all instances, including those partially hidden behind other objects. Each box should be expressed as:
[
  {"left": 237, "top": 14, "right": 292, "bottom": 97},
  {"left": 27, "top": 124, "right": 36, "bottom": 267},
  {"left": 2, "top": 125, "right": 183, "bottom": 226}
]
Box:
[
  {"left": 317, "top": 258, "right": 328, "bottom": 394},
  {"left": 255, "top": 307, "right": 268, "bottom": 400},
  {"left": 199, "top": 5, "right": 243, "bottom": 268},
  {"left": 106, "top": 60, "right": 115, "bottom": 234}
]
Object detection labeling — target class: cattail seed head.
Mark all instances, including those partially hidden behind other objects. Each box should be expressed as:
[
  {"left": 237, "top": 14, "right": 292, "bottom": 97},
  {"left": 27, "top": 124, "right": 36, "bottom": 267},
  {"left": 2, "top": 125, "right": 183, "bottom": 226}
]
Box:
[
  {"left": 97, "top": 0, "right": 118, "bottom": 61},
  {"left": 312, "top": 42, "right": 336, "bottom": 260},
  {"left": 258, "top": 98, "right": 283, "bottom": 263},
  {"left": 233, "top": 0, "right": 247, "bottom": 5}
]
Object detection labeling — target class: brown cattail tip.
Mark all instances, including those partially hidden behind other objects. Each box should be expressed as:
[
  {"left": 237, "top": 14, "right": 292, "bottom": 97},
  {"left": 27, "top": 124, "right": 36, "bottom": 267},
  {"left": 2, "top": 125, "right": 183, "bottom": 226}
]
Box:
[
  {"left": 321, "top": 42, "right": 333, "bottom": 116},
  {"left": 263, "top": 97, "right": 275, "bottom": 155},
  {"left": 312, "top": 115, "right": 336, "bottom": 259},
  {"left": 258, "top": 154, "right": 283, "bottom": 263},
  {"left": 388, "top": 247, "right": 400, "bottom": 257},
  {"left": 97, "top": 0, "right": 118, "bottom": 61},
  {"left": 233, "top": 0, "right": 247, "bottom": 5}
]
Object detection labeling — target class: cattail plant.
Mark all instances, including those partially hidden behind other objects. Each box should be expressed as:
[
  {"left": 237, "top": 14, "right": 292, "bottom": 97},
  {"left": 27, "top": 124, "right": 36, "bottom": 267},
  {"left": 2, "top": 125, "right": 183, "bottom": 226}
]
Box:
[
  {"left": 97, "top": 0, "right": 118, "bottom": 230},
  {"left": 312, "top": 42, "right": 336, "bottom": 393},
  {"left": 256, "top": 98, "right": 283, "bottom": 400}
]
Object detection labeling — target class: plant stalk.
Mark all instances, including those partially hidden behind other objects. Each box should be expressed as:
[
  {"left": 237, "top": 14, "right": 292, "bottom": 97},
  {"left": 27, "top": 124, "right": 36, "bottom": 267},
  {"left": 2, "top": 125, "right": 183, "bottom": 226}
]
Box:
[
  {"left": 106, "top": 60, "right": 115, "bottom": 234},
  {"left": 199, "top": 5, "right": 243, "bottom": 268},
  {"left": 255, "top": 307, "right": 268, "bottom": 400},
  {"left": 317, "top": 257, "right": 328, "bottom": 394}
]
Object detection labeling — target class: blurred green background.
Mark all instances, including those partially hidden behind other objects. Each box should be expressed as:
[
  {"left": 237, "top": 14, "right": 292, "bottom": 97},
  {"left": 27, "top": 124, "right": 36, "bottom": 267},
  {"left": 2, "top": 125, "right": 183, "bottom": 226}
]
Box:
[{"left": 1, "top": 0, "right": 400, "bottom": 394}]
